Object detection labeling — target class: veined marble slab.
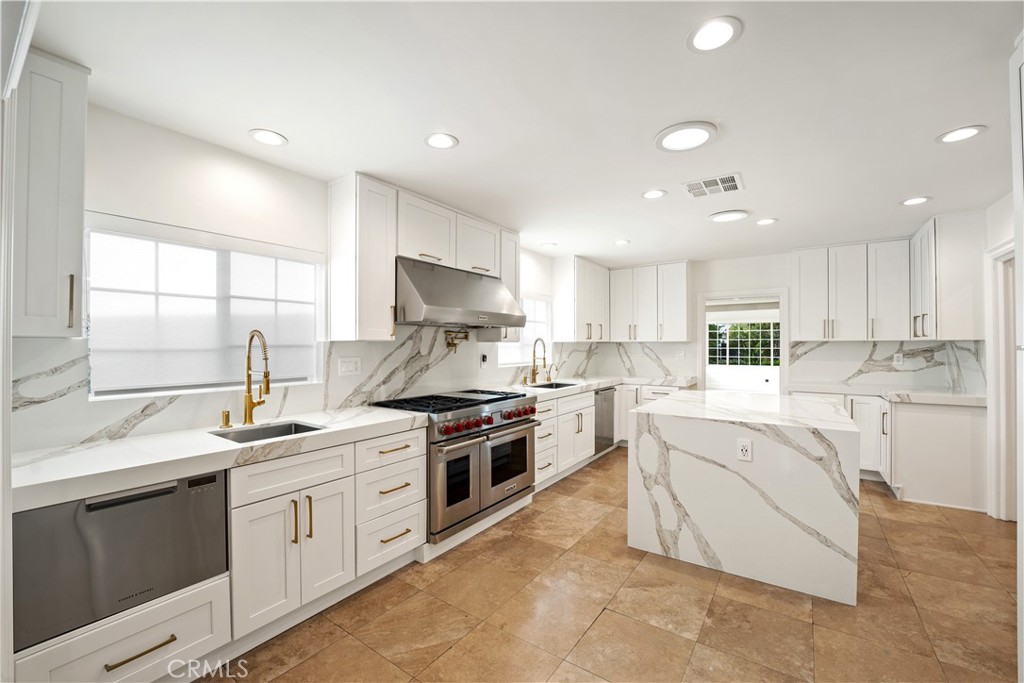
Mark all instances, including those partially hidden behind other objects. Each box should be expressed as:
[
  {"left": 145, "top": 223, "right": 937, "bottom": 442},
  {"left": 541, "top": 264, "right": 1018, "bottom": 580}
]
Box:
[
  {"left": 886, "top": 391, "right": 986, "bottom": 407},
  {"left": 628, "top": 390, "right": 860, "bottom": 605},
  {"left": 486, "top": 375, "right": 698, "bottom": 402}
]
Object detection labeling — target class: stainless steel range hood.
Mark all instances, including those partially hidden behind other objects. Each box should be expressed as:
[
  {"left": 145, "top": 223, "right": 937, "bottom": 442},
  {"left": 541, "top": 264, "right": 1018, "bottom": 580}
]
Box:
[{"left": 395, "top": 256, "right": 526, "bottom": 329}]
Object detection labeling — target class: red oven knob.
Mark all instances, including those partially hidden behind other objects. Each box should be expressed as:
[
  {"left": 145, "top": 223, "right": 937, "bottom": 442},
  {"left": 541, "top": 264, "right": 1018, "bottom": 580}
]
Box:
[
  {"left": 514, "top": 408, "right": 523, "bottom": 418},
  {"left": 528, "top": 406, "right": 537, "bottom": 415},
  {"left": 503, "top": 410, "right": 513, "bottom": 419},
  {"left": 441, "top": 424, "right": 453, "bottom": 436},
  {"left": 453, "top": 422, "right": 463, "bottom": 433},
  {"left": 483, "top": 415, "right": 494, "bottom": 425},
  {"left": 462, "top": 420, "right": 472, "bottom": 431},
  {"left": 472, "top": 418, "right": 483, "bottom": 428}
]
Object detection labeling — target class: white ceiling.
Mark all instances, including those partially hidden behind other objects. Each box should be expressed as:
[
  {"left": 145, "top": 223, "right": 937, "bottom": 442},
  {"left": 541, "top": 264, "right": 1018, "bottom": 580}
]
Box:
[{"left": 32, "top": 2, "right": 1023, "bottom": 266}]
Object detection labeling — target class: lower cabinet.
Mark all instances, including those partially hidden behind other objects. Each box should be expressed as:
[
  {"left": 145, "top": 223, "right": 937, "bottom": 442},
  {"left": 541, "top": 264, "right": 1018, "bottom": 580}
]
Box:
[
  {"left": 557, "top": 406, "right": 596, "bottom": 472},
  {"left": 615, "top": 385, "right": 639, "bottom": 443},
  {"left": 15, "top": 577, "right": 230, "bottom": 683},
  {"left": 792, "top": 391, "right": 891, "bottom": 484},
  {"left": 356, "top": 500, "right": 427, "bottom": 576},
  {"left": 230, "top": 478, "right": 356, "bottom": 638},
  {"left": 535, "top": 445, "right": 558, "bottom": 483}
]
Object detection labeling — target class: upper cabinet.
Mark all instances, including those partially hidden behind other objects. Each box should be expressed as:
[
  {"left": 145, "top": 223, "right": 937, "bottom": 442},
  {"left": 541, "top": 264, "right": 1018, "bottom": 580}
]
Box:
[
  {"left": 911, "top": 213, "right": 985, "bottom": 340},
  {"left": 553, "top": 257, "right": 609, "bottom": 342},
  {"left": 499, "top": 229, "right": 521, "bottom": 343},
  {"left": 12, "top": 50, "right": 90, "bottom": 338},
  {"left": 397, "top": 192, "right": 457, "bottom": 267},
  {"left": 607, "top": 261, "right": 690, "bottom": 343},
  {"left": 791, "top": 245, "right": 866, "bottom": 341},
  {"left": 329, "top": 174, "right": 398, "bottom": 341},
  {"left": 455, "top": 215, "right": 501, "bottom": 276},
  {"left": 867, "top": 240, "right": 910, "bottom": 340},
  {"left": 657, "top": 261, "right": 690, "bottom": 341}
]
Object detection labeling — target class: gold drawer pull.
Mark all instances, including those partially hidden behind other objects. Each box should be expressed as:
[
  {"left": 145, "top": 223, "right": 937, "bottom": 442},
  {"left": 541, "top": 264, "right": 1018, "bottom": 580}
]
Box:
[
  {"left": 291, "top": 499, "right": 299, "bottom": 544},
  {"left": 380, "top": 528, "right": 412, "bottom": 544},
  {"left": 537, "top": 407, "right": 553, "bottom": 414},
  {"left": 538, "top": 432, "right": 553, "bottom": 439},
  {"left": 67, "top": 274, "right": 75, "bottom": 328},
  {"left": 103, "top": 634, "right": 177, "bottom": 672},
  {"left": 379, "top": 443, "right": 412, "bottom": 455},
  {"left": 306, "top": 495, "right": 314, "bottom": 539},
  {"left": 379, "top": 481, "right": 412, "bottom": 495},
  {"left": 538, "top": 463, "right": 554, "bottom": 471},
  {"left": 471, "top": 266, "right": 490, "bottom": 272},
  {"left": 418, "top": 253, "right": 443, "bottom": 262}
]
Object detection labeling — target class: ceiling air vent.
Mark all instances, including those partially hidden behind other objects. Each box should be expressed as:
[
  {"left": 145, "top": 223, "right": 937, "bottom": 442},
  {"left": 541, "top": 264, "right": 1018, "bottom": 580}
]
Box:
[{"left": 684, "top": 173, "right": 744, "bottom": 198}]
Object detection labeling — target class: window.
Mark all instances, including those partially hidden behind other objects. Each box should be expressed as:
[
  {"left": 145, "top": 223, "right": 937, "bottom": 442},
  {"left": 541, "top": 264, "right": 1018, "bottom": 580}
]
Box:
[
  {"left": 86, "top": 218, "right": 322, "bottom": 397},
  {"left": 498, "top": 296, "right": 552, "bottom": 366},
  {"left": 707, "top": 322, "right": 781, "bottom": 367}
]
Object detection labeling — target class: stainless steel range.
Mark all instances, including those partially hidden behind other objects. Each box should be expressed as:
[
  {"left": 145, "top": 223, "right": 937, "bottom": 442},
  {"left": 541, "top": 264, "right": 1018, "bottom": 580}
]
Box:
[{"left": 375, "top": 390, "right": 538, "bottom": 543}]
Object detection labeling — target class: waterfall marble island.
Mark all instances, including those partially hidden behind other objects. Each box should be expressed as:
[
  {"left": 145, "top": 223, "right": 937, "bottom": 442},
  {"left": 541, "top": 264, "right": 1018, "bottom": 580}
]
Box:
[{"left": 627, "top": 391, "right": 860, "bottom": 605}]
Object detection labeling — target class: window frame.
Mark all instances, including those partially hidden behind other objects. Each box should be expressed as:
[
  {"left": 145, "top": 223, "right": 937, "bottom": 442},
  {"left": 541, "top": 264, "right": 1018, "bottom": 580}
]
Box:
[
  {"left": 707, "top": 321, "right": 781, "bottom": 367},
  {"left": 497, "top": 294, "right": 553, "bottom": 367}
]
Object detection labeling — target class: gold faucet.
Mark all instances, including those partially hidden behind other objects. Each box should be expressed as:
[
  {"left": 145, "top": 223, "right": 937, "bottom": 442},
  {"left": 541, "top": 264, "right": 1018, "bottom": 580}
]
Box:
[
  {"left": 530, "top": 337, "right": 547, "bottom": 385},
  {"left": 243, "top": 329, "right": 271, "bottom": 425}
]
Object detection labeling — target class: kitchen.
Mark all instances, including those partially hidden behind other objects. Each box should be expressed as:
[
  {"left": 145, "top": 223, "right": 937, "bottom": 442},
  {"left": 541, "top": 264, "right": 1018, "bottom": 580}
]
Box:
[{"left": 0, "top": 2, "right": 1021, "bottom": 682}]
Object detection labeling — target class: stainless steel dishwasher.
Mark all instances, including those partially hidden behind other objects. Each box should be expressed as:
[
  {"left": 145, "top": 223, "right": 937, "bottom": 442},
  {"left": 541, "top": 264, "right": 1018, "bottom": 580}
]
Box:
[{"left": 595, "top": 387, "right": 616, "bottom": 456}]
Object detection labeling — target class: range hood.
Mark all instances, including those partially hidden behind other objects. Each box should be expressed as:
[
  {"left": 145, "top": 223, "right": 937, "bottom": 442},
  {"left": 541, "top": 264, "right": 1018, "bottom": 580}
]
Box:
[{"left": 395, "top": 256, "right": 526, "bottom": 329}]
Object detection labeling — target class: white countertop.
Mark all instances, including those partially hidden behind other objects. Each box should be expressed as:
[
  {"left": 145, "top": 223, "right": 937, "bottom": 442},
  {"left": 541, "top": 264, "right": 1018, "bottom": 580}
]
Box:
[
  {"left": 787, "top": 383, "right": 986, "bottom": 408},
  {"left": 497, "top": 375, "right": 698, "bottom": 402},
  {"left": 638, "top": 389, "right": 858, "bottom": 431}
]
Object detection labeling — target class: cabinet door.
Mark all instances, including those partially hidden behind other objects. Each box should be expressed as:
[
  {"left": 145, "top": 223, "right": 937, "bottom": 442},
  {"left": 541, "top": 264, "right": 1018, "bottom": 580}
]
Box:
[
  {"left": 575, "top": 259, "right": 594, "bottom": 341},
  {"left": 609, "top": 269, "right": 634, "bottom": 341},
  {"left": 12, "top": 51, "right": 88, "bottom": 337},
  {"left": 880, "top": 401, "right": 892, "bottom": 485},
  {"left": 848, "top": 396, "right": 883, "bottom": 471},
  {"left": 499, "top": 229, "right": 521, "bottom": 343},
  {"left": 230, "top": 494, "right": 301, "bottom": 638},
  {"left": 633, "top": 265, "right": 658, "bottom": 342},
  {"left": 577, "top": 406, "right": 596, "bottom": 461},
  {"left": 456, "top": 214, "right": 501, "bottom": 276},
  {"left": 594, "top": 265, "right": 609, "bottom": 341},
  {"left": 828, "top": 244, "right": 867, "bottom": 340},
  {"left": 658, "top": 262, "right": 689, "bottom": 341},
  {"left": 300, "top": 478, "right": 356, "bottom": 604},
  {"left": 910, "top": 221, "right": 937, "bottom": 339},
  {"left": 355, "top": 176, "right": 397, "bottom": 340},
  {"left": 867, "top": 241, "right": 910, "bottom": 340},
  {"left": 792, "top": 249, "right": 829, "bottom": 341},
  {"left": 397, "top": 192, "right": 457, "bottom": 266},
  {"left": 615, "top": 385, "right": 640, "bottom": 442},
  {"left": 557, "top": 412, "right": 580, "bottom": 472}
]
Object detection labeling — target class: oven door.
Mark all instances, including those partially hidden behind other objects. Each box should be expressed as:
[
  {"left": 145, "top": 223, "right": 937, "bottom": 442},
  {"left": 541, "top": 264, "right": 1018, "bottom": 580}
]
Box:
[
  {"left": 429, "top": 435, "right": 483, "bottom": 536},
  {"left": 480, "top": 420, "right": 538, "bottom": 509}
]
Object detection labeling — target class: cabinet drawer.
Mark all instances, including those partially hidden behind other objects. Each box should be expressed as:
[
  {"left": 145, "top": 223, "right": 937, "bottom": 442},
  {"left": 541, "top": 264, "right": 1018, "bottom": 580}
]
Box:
[
  {"left": 641, "top": 386, "right": 678, "bottom": 401},
  {"left": 535, "top": 446, "right": 558, "bottom": 484},
  {"left": 355, "top": 457, "right": 427, "bottom": 524},
  {"left": 355, "top": 429, "right": 427, "bottom": 473},
  {"left": 16, "top": 577, "right": 230, "bottom": 683},
  {"left": 557, "top": 392, "right": 594, "bottom": 415},
  {"left": 535, "top": 417, "right": 558, "bottom": 450},
  {"left": 231, "top": 443, "right": 355, "bottom": 508},
  {"left": 534, "top": 400, "right": 557, "bottom": 420},
  {"left": 356, "top": 501, "right": 427, "bottom": 576}
]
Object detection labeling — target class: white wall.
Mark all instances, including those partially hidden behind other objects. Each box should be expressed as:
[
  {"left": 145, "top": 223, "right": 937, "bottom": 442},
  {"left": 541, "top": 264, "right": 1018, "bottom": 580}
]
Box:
[
  {"left": 520, "top": 248, "right": 553, "bottom": 298},
  {"left": 692, "top": 252, "right": 790, "bottom": 295},
  {"left": 987, "top": 192, "right": 1014, "bottom": 249},
  {"left": 85, "top": 105, "right": 328, "bottom": 252}
]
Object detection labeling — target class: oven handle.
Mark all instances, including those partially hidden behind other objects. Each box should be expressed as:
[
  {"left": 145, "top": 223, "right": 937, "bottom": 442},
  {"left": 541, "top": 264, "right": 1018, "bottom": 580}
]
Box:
[
  {"left": 485, "top": 420, "right": 541, "bottom": 442},
  {"left": 434, "top": 436, "right": 486, "bottom": 456}
]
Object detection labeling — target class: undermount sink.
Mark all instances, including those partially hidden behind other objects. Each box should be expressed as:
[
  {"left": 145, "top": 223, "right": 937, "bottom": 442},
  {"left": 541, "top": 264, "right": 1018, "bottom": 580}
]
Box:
[
  {"left": 211, "top": 420, "right": 324, "bottom": 443},
  {"left": 531, "top": 382, "right": 577, "bottom": 389}
]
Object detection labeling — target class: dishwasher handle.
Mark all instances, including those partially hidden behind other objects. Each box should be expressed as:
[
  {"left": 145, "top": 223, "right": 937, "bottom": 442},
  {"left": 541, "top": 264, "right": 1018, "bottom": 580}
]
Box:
[{"left": 85, "top": 481, "right": 179, "bottom": 511}]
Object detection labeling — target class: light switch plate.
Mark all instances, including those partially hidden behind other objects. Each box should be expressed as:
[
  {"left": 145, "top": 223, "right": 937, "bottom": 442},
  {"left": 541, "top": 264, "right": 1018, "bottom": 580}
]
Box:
[
  {"left": 893, "top": 353, "right": 904, "bottom": 368},
  {"left": 335, "top": 357, "right": 361, "bottom": 376}
]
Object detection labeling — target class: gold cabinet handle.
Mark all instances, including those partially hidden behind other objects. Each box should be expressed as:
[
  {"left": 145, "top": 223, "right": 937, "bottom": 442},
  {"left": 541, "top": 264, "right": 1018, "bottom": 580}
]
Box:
[
  {"left": 67, "top": 274, "right": 75, "bottom": 328},
  {"left": 380, "top": 528, "right": 412, "bottom": 544},
  {"left": 831, "top": 319, "right": 835, "bottom": 338},
  {"left": 882, "top": 411, "right": 889, "bottom": 436},
  {"left": 598, "top": 323, "right": 603, "bottom": 340},
  {"left": 379, "top": 443, "right": 412, "bottom": 455},
  {"left": 586, "top": 322, "right": 592, "bottom": 340},
  {"left": 538, "top": 462, "right": 553, "bottom": 471},
  {"left": 104, "top": 634, "right": 177, "bottom": 672},
  {"left": 538, "top": 432, "right": 553, "bottom": 439},
  {"left": 306, "top": 495, "right": 314, "bottom": 539},
  {"left": 922, "top": 313, "right": 928, "bottom": 337},
  {"left": 419, "top": 253, "right": 442, "bottom": 262},
  {"left": 537, "top": 407, "right": 553, "bottom": 415},
  {"left": 291, "top": 499, "right": 299, "bottom": 544},
  {"left": 471, "top": 266, "right": 490, "bottom": 272},
  {"left": 380, "top": 481, "right": 412, "bottom": 495}
]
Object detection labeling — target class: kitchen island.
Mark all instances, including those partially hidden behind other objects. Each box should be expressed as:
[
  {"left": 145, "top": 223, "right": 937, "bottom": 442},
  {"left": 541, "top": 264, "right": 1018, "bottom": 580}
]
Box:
[{"left": 627, "top": 390, "right": 860, "bottom": 605}]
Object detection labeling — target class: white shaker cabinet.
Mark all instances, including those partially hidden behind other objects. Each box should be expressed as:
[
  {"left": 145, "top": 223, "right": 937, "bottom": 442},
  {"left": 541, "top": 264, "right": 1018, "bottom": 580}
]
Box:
[
  {"left": 299, "top": 478, "right": 358, "bottom": 604},
  {"left": 848, "top": 395, "right": 885, "bottom": 472},
  {"left": 791, "top": 248, "right": 830, "bottom": 340},
  {"left": 557, "top": 406, "right": 596, "bottom": 472},
  {"left": 911, "top": 213, "right": 986, "bottom": 340},
  {"left": 499, "top": 229, "right": 521, "bottom": 343},
  {"left": 553, "top": 257, "right": 610, "bottom": 342},
  {"left": 397, "top": 191, "right": 457, "bottom": 267},
  {"left": 614, "top": 385, "right": 640, "bottom": 443},
  {"left": 12, "top": 50, "right": 90, "bottom": 338},
  {"left": 329, "top": 174, "right": 398, "bottom": 340},
  {"left": 657, "top": 261, "right": 690, "bottom": 341},
  {"left": 867, "top": 240, "right": 911, "bottom": 340},
  {"left": 910, "top": 222, "right": 936, "bottom": 340},
  {"left": 455, "top": 214, "right": 501, "bottom": 276},
  {"left": 791, "top": 245, "right": 866, "bottom": 341},
  {"left": 609, "top": 268, "right": 633, "bottom": 342},
  {"left": 609, "top": 266, "right": 656, "bottom": 341}
]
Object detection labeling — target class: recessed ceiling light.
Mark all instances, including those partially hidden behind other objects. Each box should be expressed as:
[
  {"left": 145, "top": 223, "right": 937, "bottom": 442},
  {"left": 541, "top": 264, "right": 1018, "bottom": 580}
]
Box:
[
  {"left": 655, "top": 122, "right": 718, "bottom": 152},
  {"left": 424, "top": 132, "right": 459, "bottom": 149},
  {"left": 614, "top": 239, "right": 631, "bottom": 246},
  {"left": 901, "top": 196, "right": 931, "bottom": 206},
  {"left": 249, "top": 128, "right": 288, "bottom": 146},
  {"left": 756, "top": 218, "right": 778, "bottom": 226},
  {"left": 642, "top": 189, "right": 667, "bottom": 199},
  {"left": 937, "top": 125, "right": 987, "bottom": 143},
  {"left": 541, "top": 242, "right": 558, "bottom": 248},
  {"left": 709, "top": 210, "right": 749, "bottom": 223},
  {"left": 687, "top": 16, "right": 744, "bottom": 52}
]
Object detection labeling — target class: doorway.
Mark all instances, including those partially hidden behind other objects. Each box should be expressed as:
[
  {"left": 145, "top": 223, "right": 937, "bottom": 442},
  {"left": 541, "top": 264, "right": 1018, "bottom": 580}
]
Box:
[
  {"left": 704, "top": 295, "right": 782, "bottom": 394},
  {"left": 985, "top": 240, "right": 1016, "bottom": 521}
]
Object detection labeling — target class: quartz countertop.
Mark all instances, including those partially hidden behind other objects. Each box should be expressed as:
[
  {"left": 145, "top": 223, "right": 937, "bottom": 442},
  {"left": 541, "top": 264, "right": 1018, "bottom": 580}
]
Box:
[
  {"left": 490, "top": 375, "right": 698, "bottom": 402},
  {"left": 638, "top": 389, "right": 858, "bottom": 431},
  {"left": 787, "top": 382, "right": 986, "bottom": 407}
]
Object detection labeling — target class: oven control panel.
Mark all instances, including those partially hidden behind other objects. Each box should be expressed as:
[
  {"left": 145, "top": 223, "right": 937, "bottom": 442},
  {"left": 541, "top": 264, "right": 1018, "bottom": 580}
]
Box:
[{"left": 433, "top": 402, "right": 537, "bottom": 440}]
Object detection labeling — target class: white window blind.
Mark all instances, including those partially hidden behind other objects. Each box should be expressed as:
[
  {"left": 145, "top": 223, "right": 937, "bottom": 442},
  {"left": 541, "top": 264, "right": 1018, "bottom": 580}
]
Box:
[
  {"left": 498, "top": 296, "right": 552, "bottom": 366},
  {"left": 86, "top": 218, "right": 322, "bottom": 397}
]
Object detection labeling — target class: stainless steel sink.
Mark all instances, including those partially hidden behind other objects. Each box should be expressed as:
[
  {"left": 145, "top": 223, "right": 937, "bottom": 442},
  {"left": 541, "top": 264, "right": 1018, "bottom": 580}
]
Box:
[
  {"left": 531, "top": 382, "right": 577, "bottom": 389},
  {"left": 211, "top": 421, "right": 324, "bottom": 443}
]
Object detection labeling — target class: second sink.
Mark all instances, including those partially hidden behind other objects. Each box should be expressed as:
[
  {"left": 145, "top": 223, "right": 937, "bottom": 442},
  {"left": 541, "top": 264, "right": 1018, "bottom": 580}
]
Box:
[{"left": 531, "top": 382, "right": 577, "bottom": 389}]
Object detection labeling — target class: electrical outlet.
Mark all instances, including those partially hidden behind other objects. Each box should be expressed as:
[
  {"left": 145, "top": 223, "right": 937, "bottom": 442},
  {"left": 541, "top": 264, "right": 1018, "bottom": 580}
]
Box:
[
  {"left": 677, "top": 349, "right": 686, "bottom": 359},
  {"left": 893, "top": 353, "right": 904, "bottom": 368},
  {"left": 480, "top": 353, "right": 489, "bottom": 369},
  {"left": 335, "top": 357, "right": 361, "bottom": 376},
  {"left": 737, "top": 438, "right": 753, "bottom": 462}
]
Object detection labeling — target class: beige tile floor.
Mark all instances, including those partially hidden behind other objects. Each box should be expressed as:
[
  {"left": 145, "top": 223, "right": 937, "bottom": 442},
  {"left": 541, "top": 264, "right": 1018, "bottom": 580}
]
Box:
[{"left": 219, "top": 447, "right": 1018, "bottom": 683}]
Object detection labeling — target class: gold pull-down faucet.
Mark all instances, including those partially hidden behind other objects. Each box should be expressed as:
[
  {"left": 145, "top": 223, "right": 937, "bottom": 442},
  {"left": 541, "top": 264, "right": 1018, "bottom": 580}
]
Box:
[{"left": 243, "top": 329, "right": 271, "bottom": 425}]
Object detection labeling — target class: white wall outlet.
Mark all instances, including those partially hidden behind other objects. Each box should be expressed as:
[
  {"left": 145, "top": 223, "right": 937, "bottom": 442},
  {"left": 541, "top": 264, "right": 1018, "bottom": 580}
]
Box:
[
  {"left": 737, "top": 438, "right": 753, "bottom": 462},
  {"left": 335, "top": 357, "right": 361, "bottom": 376},
  {"left": 893, "top": 353, "right": 904, "bottom": 368}
]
